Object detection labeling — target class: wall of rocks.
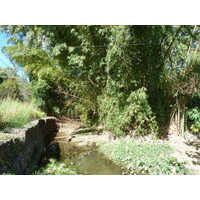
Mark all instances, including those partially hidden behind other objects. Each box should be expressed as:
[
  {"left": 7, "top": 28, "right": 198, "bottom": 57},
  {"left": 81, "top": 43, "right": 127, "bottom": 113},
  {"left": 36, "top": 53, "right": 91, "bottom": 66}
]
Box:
[{"left": 0, "top": 117, "right": 58, "bottom": 174}]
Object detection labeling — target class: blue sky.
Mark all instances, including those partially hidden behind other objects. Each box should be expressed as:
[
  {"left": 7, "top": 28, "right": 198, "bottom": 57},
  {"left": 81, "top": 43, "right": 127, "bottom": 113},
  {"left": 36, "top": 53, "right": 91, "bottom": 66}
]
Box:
[
  {"left": 0, "top": 33, "right": 24, "bottom": 76},
  {"left": 0, "top": 33, "right": 12, "bottom": 67}
]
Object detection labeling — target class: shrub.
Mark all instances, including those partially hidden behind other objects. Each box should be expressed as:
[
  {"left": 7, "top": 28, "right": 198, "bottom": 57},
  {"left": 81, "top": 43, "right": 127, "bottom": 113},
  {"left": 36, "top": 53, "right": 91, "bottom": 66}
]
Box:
[
  {"left": 0, "top": 98, "right": 46, "bottom": 129},
  {"left": 30, "top": 67, "right": 68, "bottom": 115},
  {"left": 0, "top": 68, "right": 30, "bottom": 101},
  {"left": 187, "top": 107, "right": 200, "bottom": 135},
  {"left": 98, "top": 87, "right": 158, "bottom": 136},
  {"left": 0, "top": 79, "right": 21, "bottom": 100}
]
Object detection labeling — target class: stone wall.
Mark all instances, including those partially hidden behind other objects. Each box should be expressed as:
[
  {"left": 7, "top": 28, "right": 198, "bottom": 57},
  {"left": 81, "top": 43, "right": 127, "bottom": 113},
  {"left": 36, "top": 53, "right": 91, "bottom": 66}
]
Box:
[{"left": 0, "top": 117, "right": 58, "bottom": 175}]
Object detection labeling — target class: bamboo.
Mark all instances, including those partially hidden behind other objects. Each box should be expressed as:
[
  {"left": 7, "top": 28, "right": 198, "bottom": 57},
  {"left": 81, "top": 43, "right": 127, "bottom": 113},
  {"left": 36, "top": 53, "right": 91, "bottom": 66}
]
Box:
[{"left": 184, "top": 25, "right": 197, "bottom": 69}]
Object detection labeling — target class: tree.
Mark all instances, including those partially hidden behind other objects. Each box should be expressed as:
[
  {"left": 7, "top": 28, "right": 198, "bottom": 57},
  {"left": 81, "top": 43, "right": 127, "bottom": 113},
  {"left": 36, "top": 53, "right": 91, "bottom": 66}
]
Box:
[
  {"left": 1, "top": 25, "right": 199, "bottom": 136},
  {"left": 0, "top": 68, "right": 22, "bottom": 100}
]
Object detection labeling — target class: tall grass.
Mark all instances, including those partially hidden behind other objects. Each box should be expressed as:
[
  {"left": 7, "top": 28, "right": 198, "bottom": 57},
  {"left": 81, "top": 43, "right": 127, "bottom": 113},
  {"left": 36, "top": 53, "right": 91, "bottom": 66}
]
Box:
[{"left": 0, "top": 98, "right": 46, "bottom": 130}]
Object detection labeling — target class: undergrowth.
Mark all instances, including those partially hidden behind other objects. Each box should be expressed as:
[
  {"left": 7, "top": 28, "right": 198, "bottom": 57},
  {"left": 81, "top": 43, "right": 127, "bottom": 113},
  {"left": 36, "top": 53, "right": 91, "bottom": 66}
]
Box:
[
  {"left": 0, "top": 98, "right": 46, "bottom": 130},
  {"left": 33, "top": 159, "right": 78, "bottom": 175},
  {"left": 187, "top": 107, "right": 200, "bottom": 135},
  {"left": 98, "top": 88, "right": 158, "bottom": 136},
  {"left": 99, "top": 140, "right": 191, "bottom": 175}
]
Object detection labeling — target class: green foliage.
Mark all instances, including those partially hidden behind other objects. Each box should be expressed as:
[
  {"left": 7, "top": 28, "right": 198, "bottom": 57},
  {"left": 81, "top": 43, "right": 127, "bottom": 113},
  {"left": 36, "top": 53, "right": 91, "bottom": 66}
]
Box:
[
  {"left": 75, "top": 104, "right": 92, "bottom": 125},
  {"left": 31, "top": 66, "right": 68, "bottom": 115},
  {"left": 187, "top": 108, "right": 200, "bottom": 122},
  {"left": 34, "top": 159, "right": 78, "bottom": 175},
  {"left": 0, "top": 115, "right": 2, "bottom": 129},
  {"left": 98, "top": 25, "right": 164, "bottom": 136},
  {"left": 187, "top": 108, "right": 200, "bottom": 134},
  {"left": 1, "top": 25, "right": 199, "bottom": 137},
  {"left": 0, "top": 68, "right": 30, "bottom": 101},
  {"left": 99, "top": 140, "right": 190, "bottom": 175},
  {"left": 0, "top": 98, "right": 46, "bottom": 129},
  {"left": 99, "top": 87, "right": 158, "bottom": 136},
  {"left": 0, "top": 68, "right": 22, "bottom": 100},
  {"left": 0, "top": 79, "right": 21, "bottom": 99}
]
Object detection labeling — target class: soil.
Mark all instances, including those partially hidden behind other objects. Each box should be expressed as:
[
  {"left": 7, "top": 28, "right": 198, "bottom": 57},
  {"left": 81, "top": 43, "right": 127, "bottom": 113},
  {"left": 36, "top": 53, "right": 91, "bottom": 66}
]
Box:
[
  {"left": 168, "top": 134, "right": 200, "bottom": 174},
  {"left": 56, "top": 118, "right": 114, "bottom": 146}
]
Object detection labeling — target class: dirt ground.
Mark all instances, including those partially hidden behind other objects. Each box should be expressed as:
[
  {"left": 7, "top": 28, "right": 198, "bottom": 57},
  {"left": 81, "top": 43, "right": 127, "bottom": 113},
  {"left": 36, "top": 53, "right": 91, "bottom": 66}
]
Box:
[
  {"left": 168, "top": 134, "right": 200, "bottom": 174},
  {"left": 56, "top": 118, "right": 113, "bottom": 145},
  {"left": 56, "top": 118, "right": 200, "bottom": 175}
]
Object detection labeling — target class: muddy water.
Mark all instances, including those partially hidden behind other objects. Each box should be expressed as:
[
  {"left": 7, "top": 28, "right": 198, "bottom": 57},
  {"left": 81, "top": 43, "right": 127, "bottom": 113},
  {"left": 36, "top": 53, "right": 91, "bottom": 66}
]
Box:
[{"left": 45, "top": 134, "right": 124, "bottom": 175}]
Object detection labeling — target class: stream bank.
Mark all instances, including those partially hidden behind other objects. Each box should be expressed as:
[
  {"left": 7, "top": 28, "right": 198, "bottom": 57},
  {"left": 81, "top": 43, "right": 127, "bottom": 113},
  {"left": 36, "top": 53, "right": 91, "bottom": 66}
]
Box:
[
  {"left": 40, "top": 118, "right": 126, "bottom": 175},
  {"left": 1, "top": 117, "right": 200, "bottom": 175},
  {"left": 0, "top": 117, "right": 57, "bottom": 174},
  {"left": 40, "top": 118, "right": 200, "bottom": 175}
]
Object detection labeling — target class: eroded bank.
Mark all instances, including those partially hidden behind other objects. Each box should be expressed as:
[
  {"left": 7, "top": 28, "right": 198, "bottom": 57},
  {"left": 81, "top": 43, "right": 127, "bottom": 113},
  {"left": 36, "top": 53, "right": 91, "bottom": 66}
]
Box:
[{"left": 0, "top": 117, "right": 57, "bottom": 174}]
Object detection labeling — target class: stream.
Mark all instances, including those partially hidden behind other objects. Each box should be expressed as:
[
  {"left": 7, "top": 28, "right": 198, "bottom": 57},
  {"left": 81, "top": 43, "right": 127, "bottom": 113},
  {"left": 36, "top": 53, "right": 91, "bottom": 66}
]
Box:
[{"left": 41, "top": 132, "right": 125, "bottom": 175}]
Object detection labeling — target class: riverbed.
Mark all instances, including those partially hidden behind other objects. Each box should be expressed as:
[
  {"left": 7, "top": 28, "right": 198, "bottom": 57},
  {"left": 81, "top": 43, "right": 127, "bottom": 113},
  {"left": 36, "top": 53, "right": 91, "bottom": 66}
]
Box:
[{"left": 42, "top": 134, "right": 124, "bottom": 175}]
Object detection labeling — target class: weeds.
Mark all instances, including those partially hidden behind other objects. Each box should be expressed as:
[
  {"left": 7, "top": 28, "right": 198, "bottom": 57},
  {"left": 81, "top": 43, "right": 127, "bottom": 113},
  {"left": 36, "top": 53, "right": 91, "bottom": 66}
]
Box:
[
  {"left": 99, "top": 140, "right": 190, "bottom": 175},
  {"left": 33, "top": 159, "right": 78, "bottom": 175},
  {"left": 0, "top": 98, "right": 46, "bottom": 130}
]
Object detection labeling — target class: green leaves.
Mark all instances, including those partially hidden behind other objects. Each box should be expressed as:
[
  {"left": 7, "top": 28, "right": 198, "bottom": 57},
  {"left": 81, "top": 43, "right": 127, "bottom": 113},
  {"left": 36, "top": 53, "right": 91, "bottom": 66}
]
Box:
[
  {"left": 99, "top": 140, "right": 190, "bottom": 175},
  {"left": 31, "top": 66, "right": 68, "bottom": 115},
  {"left": 187, "top": 108, "right": 200, "bottom": 134},
  {"left": 1, "top": 25, "right": 199, "bottom": 137},
  {"left": 0, "top": 68, "right": 25, "bottom": 100},
  {"left": 98, "top": 87, "right": 158, "bottom": 136},
  {"left": 34, "top": 159, "right": 78, "bottom": 175},
  {"left": 187, "top": 108, "right": 200, "bottom": 121}
]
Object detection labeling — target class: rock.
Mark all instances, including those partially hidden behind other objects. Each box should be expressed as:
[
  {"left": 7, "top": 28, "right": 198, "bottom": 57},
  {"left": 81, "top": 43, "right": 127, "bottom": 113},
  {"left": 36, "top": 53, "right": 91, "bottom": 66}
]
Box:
[
  {"left": 68, "top": 135, "right": 75, "bottom": 142},
  {"left": 0, "top": 117, "right": 58, "bottom": 174}
]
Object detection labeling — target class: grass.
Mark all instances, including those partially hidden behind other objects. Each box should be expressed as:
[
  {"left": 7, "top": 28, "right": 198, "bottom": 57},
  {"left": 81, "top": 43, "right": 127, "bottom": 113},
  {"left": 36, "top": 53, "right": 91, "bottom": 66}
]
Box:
[
  {"left": 0, "top": 133, "right": 14, "bottom": 141},
  {"left": 33, "top": 159, "right": 78, "bottom": 175},
  {"left": 99, "top": 140, "right": 191, "bottom": 175},
  {"left": 0, "top": 98, "right": 46, "bottom": 130}
]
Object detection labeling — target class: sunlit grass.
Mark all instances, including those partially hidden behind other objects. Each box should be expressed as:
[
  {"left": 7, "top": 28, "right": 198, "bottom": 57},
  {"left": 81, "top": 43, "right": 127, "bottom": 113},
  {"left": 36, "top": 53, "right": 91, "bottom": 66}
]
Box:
[{"left": 0, "top": 98, "right": 46, "bottom": 130}]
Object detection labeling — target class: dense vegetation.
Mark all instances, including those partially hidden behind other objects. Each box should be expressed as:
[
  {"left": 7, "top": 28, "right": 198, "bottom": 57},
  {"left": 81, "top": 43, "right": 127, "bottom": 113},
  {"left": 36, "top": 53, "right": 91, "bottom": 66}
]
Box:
[
  {"left": 0, "top": 25, "right": 199, "bottom": 137},
  {"left": 0, "top": 63, "right": 45, "bottom": 130},
  {"left": 0, "top": 68, "right": 30, "bottom": 101}
]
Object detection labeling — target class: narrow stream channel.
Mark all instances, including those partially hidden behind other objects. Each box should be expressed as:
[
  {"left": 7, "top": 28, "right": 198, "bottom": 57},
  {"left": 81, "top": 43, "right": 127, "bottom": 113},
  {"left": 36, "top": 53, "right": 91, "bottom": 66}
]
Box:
[{"left": 42, "top": 132, "right": 124, "bottom": 175}]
